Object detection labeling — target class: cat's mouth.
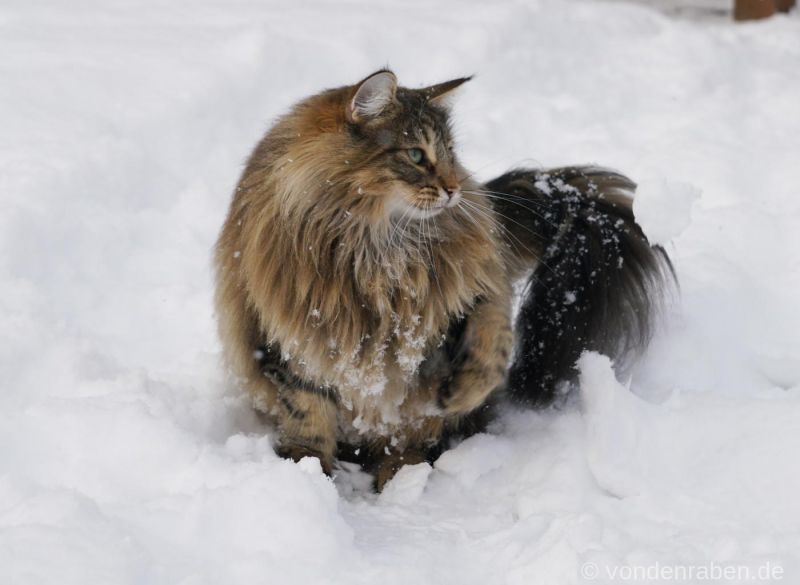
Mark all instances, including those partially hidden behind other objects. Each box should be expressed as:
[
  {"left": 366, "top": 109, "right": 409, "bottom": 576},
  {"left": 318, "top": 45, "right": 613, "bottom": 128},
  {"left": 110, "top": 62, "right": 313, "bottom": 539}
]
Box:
[
  {"left": 411, "top": 205, "right": 446, "bottom": 219},
  {"left": 388, "top": 185, "right": 462, "bottom": 220},
  {"left": 408, "top": 188, "right": 461, "bottom": 218}
]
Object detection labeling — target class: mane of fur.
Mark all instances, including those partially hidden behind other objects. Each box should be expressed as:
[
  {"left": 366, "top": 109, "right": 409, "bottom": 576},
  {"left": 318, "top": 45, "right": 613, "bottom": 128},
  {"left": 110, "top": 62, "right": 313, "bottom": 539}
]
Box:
[{"left": 214, "top": 85, "right": 504, "bottom": 406}]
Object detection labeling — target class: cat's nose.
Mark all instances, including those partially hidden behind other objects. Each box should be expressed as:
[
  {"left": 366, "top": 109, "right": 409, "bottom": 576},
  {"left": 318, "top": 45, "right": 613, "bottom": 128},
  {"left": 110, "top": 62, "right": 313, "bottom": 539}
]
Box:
[{"left": 443, "top": 186, "right": 461, "bottom": 207}]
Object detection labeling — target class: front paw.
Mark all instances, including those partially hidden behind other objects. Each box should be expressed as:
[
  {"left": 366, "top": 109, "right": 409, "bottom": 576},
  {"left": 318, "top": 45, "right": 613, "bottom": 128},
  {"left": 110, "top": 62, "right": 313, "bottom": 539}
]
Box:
[
  {"left": 438, "top": 366, "right": 505, "bottom": 416},
  {"left": 275, "top": 444, "right": 334, "bottom": 476},
  {"left": 439, "top": 380, "right": 489, "bottom": 416}
]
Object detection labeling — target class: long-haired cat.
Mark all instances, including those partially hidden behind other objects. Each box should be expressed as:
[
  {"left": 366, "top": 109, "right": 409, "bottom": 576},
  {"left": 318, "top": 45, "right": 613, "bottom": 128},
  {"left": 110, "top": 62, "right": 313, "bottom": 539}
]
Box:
[{"left": 214, "top": 70, "right": 673, "bottom": 488}]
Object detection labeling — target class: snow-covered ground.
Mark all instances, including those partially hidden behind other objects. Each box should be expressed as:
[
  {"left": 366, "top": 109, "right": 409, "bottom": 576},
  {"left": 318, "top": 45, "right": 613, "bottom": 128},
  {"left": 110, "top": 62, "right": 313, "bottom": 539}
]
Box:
[{"left": 2, "top": 1, "right": 799, "bottom": 583}]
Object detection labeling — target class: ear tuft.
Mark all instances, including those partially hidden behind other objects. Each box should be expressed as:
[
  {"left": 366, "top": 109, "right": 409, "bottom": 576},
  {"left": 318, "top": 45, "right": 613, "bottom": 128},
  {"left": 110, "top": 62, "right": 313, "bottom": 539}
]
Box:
[
  {"left": 422, "top": 76, "right": 473, "bottom": 107},
  {"left": 349, "top": 70, "right": 398, "bottom": 122}
]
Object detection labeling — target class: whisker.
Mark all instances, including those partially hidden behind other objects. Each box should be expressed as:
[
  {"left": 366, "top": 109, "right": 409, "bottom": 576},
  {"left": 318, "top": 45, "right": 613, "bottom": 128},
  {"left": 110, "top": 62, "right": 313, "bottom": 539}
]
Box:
[
  {"left": 460, "top": 198, "right": 567, "bottom": 281},
  {"left": 462, "top": 189, "right": 561, "bottom": 231},
  {"left": 424, "top": 213, "right": 444, "bottom": 300},
  {"left": 458, "top": 199, "right": 539, "bottom": 262},
  {"left": 384, "top": 206, "right": 411, "bottom": 267},
  {"left": 460, "top": 196, "right": 551, "bottom": 248},
  {"left": 458, "top": 199, "right": 560, "bottom": 287}
]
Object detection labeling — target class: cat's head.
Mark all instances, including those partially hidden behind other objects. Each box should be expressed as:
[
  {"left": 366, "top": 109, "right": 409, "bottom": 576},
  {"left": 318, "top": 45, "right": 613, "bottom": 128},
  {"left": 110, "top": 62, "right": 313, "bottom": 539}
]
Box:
[{"left": 340, "top": 70, "right": 472, "bottom": 221}]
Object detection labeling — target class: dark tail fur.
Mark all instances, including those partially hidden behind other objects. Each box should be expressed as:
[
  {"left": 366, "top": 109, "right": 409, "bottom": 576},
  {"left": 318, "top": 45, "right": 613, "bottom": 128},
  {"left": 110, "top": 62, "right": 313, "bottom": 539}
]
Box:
[{"left": 484, "top": 167, "right": 675, "bottom": 406}]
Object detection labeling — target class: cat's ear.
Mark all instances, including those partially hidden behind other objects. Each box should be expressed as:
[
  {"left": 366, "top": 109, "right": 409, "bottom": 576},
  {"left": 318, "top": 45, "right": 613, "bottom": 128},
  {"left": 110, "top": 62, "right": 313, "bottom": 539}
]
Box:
[
  {"left": 421, "top": 76, "right": 473, "bottom": 107},
  {"left": 348, "top": 70, "right": 398, "bottom": 122}
]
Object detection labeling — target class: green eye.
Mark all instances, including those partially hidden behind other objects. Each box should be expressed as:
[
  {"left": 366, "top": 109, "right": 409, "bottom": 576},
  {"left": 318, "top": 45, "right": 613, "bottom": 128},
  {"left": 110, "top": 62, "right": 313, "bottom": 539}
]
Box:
[{"left": 408, "top": 148, "right": 424, "bottom": 164}]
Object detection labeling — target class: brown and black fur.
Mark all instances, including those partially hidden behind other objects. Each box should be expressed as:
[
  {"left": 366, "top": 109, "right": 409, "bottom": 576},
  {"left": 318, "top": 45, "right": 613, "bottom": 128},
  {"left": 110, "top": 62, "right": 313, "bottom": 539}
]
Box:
[
  {"left": 215, "top": 70, "right": 512, "bottom": 487},
  {"left": 214, "top": 70, "right": 673, "bottom": 488}
]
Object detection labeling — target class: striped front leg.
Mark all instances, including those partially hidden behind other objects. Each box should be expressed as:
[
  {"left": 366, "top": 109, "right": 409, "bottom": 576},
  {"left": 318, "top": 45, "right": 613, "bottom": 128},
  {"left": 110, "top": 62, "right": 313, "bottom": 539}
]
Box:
[
  {"left": 438, "top": 293, "right": 513, "bottom": 416},
  {"left": 274, "top": 386, "right": 338, "bottom": 475},
  {"left": 259, "top": 344, "right": 339, "bottom": 474}
]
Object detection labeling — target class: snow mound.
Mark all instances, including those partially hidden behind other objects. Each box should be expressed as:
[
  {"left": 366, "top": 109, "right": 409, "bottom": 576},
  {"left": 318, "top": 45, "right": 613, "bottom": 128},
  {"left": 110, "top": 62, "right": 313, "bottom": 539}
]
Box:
[
  {"left": 633, "top": 178, "right": 701, "bottom": 245},
  {"left": 378, "top": 462, "right": 432, "bottom": 505},
  {"left": 579, "top": 352, "right": 651, "bottom": 498},
  {"left": 580, "top": 351, "right": 800, "bottom": 524}
]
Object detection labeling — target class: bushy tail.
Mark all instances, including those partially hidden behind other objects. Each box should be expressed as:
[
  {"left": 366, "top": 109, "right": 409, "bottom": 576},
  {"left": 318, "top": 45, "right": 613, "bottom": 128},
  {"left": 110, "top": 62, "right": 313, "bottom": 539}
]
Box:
[{"left": 484, "top": 167, "right": 675, "bottom": 406}]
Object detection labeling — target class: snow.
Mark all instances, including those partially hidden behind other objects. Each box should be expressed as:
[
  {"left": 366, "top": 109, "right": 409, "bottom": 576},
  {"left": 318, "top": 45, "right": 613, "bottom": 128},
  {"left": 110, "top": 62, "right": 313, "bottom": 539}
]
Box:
[
  {"left": 634, "top": 178, "right": 701, "bottom": 245},
  {"left": 378, "top": 462, "right": 433, "bottom": 506},
  {"left": 2, "top": 0, "right": 800, "bottom": 583}
]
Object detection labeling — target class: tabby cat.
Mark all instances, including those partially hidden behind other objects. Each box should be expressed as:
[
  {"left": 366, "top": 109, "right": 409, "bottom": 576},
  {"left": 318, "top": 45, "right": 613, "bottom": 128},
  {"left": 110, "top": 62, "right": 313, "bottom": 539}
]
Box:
[{"left": 214, "top": 70, "right": 672, "bottom": 488}]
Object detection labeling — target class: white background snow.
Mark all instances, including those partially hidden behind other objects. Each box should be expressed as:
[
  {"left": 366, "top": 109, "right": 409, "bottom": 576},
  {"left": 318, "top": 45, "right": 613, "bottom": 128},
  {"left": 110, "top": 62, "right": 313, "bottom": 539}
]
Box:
[{"left": 2, "top": 0, "right": 799, "bottom": 583}]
